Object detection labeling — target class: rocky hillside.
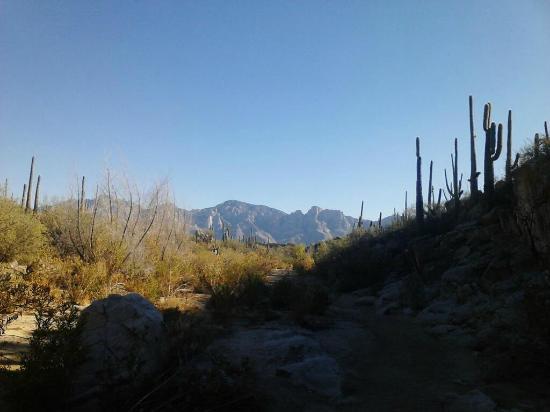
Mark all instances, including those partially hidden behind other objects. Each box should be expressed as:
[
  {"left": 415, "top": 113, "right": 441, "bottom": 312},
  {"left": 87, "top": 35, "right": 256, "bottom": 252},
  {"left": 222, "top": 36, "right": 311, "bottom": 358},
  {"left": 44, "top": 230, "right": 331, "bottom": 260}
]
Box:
[
  {"left": 310, "top": 152, "right": 550, "bottom": 409},
  {"left": 186, "top": 200, "right": 381, "bottom": 244}
]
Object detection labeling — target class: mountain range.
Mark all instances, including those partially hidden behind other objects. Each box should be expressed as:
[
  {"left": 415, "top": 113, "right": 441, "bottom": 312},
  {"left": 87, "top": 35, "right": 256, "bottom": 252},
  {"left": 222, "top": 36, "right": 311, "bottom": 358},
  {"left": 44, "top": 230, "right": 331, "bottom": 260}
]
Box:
[{"left": 184, "top": 200, "right": 393, "bottom": 245}]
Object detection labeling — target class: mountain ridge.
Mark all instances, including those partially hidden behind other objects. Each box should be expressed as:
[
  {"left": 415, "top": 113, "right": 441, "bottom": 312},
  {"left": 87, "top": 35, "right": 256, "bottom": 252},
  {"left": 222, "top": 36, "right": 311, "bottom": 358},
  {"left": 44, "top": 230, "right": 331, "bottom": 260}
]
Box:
[{"left": 183, "top": 200, "right": 393, "bottom": 244}]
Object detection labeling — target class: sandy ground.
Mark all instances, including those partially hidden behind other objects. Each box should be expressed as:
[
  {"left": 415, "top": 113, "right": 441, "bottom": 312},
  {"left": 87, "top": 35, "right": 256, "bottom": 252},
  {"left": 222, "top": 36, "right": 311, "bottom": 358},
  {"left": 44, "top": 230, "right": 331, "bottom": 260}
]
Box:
[{"left": 0, "top": 314, "right": 35, "bottom": 371}]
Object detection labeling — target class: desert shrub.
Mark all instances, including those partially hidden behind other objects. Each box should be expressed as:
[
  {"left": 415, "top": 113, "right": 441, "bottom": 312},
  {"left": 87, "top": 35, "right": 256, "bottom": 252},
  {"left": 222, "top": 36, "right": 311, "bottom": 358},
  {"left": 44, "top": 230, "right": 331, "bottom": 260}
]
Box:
[
  {"left": 4, "top": 286, "right": 84, "bottom": 411},
  {"left": 520, "top": 135, "right": 550, "bottom": 164},
  {"left": 0, "top": 272, "right": 29, "bottom": 315},
  {"left": 288, "top": 244, "right": 315, "bottom": 273},
  {"left": 183, "top": 248, "right": 280, "bottom": 317},
  {"left": 0, "top": 199, "right": 45, "bottom": 264},
  {"left": 41, "top": 202, "right": 132, "bottom": 270},
  {"left": 312, "top": 241, "right": 330, "bottom": 263},
  {"left": 46, "top": 258, "right": 110, "bottom": 304}
]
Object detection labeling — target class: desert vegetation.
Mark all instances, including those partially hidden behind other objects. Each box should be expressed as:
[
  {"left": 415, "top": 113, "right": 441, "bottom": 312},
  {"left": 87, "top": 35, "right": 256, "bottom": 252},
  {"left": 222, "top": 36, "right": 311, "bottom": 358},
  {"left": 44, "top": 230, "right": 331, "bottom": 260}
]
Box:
[
  {"left": 0, "top": 163, "right": 319, "bottom": 410},
  {"left": 1, "top": 97, "right": 550, "bottom": 411},
  {"left": 307, "top": 98, "right": 550, "bottom": 409}
]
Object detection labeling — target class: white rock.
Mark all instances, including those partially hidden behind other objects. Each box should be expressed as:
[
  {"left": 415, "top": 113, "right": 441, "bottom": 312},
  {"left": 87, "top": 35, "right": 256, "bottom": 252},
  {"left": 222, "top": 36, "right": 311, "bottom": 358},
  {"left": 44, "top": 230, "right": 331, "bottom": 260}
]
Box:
[{"left": 73, "top": 293, "right": 169, "bottom": 400}]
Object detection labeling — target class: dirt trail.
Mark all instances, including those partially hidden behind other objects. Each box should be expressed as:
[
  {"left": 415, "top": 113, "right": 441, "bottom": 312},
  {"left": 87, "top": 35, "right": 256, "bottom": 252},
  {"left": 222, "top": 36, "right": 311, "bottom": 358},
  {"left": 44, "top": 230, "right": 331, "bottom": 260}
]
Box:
[
  {"left": 326, "top": 294, "right": 481, "bottom": 411},
  {"left": 213, "top": 286, "right": 483, "bottom": 412}
]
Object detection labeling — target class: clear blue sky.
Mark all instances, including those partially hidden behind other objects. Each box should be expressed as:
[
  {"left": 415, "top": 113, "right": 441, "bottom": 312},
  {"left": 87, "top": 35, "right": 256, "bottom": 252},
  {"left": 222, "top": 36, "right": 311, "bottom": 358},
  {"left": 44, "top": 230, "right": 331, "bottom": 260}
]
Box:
[{"left": 1, "top": 1, "right": 549, "bottom": 218}]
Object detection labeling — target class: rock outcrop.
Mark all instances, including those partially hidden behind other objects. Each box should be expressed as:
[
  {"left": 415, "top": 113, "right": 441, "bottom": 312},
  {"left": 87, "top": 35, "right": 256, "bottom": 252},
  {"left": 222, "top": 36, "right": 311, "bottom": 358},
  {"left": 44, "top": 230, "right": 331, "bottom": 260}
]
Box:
[{"left": 73, "top": 293, "right": 168, "bottom": 404}]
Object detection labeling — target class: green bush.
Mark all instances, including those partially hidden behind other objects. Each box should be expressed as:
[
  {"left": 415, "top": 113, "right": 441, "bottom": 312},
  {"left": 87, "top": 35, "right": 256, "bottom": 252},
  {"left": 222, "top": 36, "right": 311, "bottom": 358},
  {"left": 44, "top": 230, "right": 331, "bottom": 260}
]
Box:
[
  {"left": 4, "top": 286, "right": 84, "bottom": 411},
  {"left": 0, "top": 199, "right": 45, "bottom": 264},
  {"left": 289, "top": 244, "right": 314, "bottom": 273},
  {"left": 0, "top": 272, "right": 29, "bottom": 314}
]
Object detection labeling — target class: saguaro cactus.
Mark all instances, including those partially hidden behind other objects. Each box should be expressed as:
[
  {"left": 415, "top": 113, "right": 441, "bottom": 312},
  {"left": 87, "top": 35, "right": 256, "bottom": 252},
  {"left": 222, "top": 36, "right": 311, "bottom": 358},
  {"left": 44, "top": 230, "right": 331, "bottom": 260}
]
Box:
[
  {"left": 427, "top": 160, "right": 433, "bottom": 207},
  {"left": 33, "top": 176, "right": 41, "bottom": 214},
  {"left": 505, "top": 110, "right": 520, "bottom": 183},
  {"left": 80, "top": 176, "right": 86, "bottom": 211},
  {"left": 445, "top": 138, "right": 464, "bottom": 214},
  {"left": 25, "top": 156, "right": 34, "bottom": 212},
  {"left": 21, "top": 184, "right": 26, "bottom": 207},
  {"left": 358, "top": 201, "right": 364, "bottom": 228},
  {"left": 483, "top": 103, "right": 502, "bottom": 201},
  {"left": 416, "top": 137, "right": 424, "bottom": 226},
  {"left": 468, "top": 96, "right": 480, "bottom": 199}
]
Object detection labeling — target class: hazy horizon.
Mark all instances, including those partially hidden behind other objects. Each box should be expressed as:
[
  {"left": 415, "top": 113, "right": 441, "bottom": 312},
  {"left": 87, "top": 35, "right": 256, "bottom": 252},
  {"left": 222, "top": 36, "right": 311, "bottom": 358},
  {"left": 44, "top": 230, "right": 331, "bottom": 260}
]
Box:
[{"left": 1, "top": 1, "right": 549, "bottom": 217}]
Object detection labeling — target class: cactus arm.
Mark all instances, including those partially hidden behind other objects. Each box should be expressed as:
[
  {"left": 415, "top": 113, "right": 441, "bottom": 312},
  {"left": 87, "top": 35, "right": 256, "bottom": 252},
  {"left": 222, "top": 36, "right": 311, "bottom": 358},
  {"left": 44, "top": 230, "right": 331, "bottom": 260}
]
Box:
[
  {"left": 33, "top": 175, "right": 40, "bottom": 213},
  {"left": 483, "top": 103, "right": 491, "bottom": 132},
  {"left": 492, "top": 123, "right": 503, "bottom": 161},
  {"left": 445, "top": 169, "right": 453, "bottom": 195}
]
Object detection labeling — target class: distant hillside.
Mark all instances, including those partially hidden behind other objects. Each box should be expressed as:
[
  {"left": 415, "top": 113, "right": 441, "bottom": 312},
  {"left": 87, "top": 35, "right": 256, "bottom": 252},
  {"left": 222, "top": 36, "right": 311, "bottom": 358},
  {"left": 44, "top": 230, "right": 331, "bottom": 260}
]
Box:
[{"left": 184, "top": 200, "right": 393, "bottom": 244}]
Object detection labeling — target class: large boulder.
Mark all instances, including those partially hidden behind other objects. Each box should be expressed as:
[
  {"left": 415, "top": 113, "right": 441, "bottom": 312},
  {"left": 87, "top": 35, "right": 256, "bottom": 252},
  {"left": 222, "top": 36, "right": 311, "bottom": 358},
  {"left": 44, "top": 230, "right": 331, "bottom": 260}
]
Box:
[{"left": 73, "top": 293, "right": 169, "bottom": 402}]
